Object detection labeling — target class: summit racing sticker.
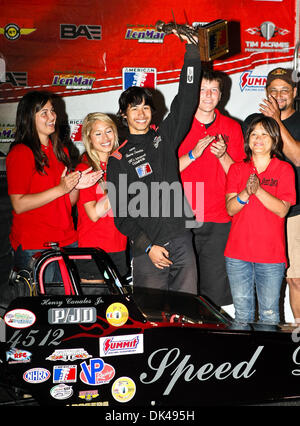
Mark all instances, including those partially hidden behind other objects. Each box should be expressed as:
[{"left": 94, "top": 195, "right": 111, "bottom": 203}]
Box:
[
  {"left": 99, "top": 334, "right": 144, "bottom": 357},
  {"left": 239, "top": 71, "right": 267, "bottom": 92}
]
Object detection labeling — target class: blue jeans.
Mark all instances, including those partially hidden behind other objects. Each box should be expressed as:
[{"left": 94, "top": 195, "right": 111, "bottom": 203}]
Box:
[
  {"left": 225, "top": 257, "right": 285, "bottom": 325},
  {"left": 14, "top": 242, "right": 78, "bottom": 282}
]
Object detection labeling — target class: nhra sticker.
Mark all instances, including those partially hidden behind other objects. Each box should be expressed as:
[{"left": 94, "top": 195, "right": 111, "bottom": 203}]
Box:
[
  {"left": 100, "top": 334, "right": 144, "bottom": 357},
  {"left": 50, "top": 384, "right": 73, "bottom": 400},
  {"left": 111, "top": 377, "right": 136, "bottom": 403},
  {"left": 4, "top": 309, "right": 36, "bottom": 329},
  {"left": 106, "top": 303, "right": 129, "bottom": 327},
  {"left": 80, "top": 358, "right": 115, "bottom": 386},
  {"left": 23, "top": 368, "right": 51, "bottom": 384}
]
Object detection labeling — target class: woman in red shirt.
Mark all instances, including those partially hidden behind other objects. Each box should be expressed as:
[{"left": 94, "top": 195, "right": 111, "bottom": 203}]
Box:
[
  {"left": 225, "top": 116, "right": 296, "bottom": 325},
  {"left": 76, "top": 112, "right": 128, "bottom": 279},
  {"left": 6, "top": 91, "right": 102, "bottom": 279}
]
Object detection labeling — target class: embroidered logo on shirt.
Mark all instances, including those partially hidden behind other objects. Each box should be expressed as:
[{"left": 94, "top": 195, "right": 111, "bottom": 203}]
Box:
[
  {"left": 135, "top": 162, "right": 153, "bottom": 178},
  {"left": 187, "top": 66, "right": 194, "bottom": 84},
  {"left": 261, "top": 178, "right": 278, "bottom": 187},
  {"left": 153, "top": 135, "right": 161, "bottom": 148}
]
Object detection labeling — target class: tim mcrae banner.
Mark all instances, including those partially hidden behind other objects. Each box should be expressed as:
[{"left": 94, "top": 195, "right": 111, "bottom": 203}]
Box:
[{"left": 0, "top": 0, "right": 297, "bottom": 103}]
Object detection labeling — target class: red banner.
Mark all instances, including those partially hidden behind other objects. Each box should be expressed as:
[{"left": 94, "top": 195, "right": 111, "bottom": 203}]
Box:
[{"left": 0, "top": 0, "right": 296, "bottom": 103}]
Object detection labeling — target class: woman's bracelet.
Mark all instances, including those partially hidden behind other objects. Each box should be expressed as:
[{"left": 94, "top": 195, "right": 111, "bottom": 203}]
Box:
[
  {"left": 236, "top": 195, "right": 249, "bottom": 205},
  {"left": 188, "top": 150, "right": 196, "bottom": 161}
]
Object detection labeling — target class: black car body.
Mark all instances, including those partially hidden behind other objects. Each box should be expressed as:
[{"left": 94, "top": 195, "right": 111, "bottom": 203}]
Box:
[{"left": 0, "top": 247, "right": 299, "bottom": 407}]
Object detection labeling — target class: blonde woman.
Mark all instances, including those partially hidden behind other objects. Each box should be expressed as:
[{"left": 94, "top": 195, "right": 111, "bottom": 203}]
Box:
[{"left": 76, "top": 113, "right": 128, "bottom": 279}]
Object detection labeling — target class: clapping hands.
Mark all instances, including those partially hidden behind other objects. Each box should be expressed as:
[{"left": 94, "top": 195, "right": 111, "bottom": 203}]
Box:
[
  {"left": 59, "top": 167, "right": 104, "bottom": 194},
  {"left": 75, "top": 167, "right": 104, "bottom": 190},
  {"left": 246, "top": 173, "right": 260, "bottom": 195}
]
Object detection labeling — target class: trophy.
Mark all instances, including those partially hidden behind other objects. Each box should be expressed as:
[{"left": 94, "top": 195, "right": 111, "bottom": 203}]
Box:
[{"left": 155, "top": 19, "right": 229, "bottom": 61}]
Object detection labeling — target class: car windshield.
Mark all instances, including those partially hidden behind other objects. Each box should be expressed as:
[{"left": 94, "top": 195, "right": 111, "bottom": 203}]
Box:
[{"left": 131, "top": 287, "right": 231, "bottom": 326}]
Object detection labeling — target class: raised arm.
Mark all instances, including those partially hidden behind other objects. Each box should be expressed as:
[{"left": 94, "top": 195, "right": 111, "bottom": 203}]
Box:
[{"left": 160, "top": 38, "right": 202, "bottom": 148}]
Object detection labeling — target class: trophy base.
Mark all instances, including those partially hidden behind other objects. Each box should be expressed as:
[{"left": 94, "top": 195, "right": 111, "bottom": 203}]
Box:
[{"left": 197, "top": 19, "right": 229, "bottom": 61}]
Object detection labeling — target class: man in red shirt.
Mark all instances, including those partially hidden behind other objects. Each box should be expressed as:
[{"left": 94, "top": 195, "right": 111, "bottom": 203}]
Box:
[{"left": 178, "top": 69, "right": 245, "bottom": 306}]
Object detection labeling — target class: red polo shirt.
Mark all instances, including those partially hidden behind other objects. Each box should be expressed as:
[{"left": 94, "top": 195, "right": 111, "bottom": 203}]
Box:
[
  {"left": 6, "top": 143, "right": 77, "bottom": 250},
  {"left": 225, "top": 158, "right": 296, "bottom": 264},
  {"left": 178, "top": 110, "right": 245, "bottom": 222},
  {"left": 76, "top": 160, "right": 127, "bottom": 253}
]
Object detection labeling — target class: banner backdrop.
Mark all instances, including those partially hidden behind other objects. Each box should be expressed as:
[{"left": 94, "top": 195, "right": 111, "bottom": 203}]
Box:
[{"left": 0, "top": 0, "right": 297, "bottom": 102}]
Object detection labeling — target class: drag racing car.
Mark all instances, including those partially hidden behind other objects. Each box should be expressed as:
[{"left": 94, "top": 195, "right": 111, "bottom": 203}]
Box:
[{"left": 0, "top": 245, "right": 300, "bottom": 406}]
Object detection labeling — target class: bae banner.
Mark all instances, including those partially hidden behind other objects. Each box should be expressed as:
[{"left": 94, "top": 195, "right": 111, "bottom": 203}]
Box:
[{"left": 0, "top": 0, "right": 297, "bottom": 103}]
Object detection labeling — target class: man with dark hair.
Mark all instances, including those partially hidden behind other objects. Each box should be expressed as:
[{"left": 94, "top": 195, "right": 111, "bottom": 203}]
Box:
[
  {"left": 178, "top": 68, "right": 245, "bottom": 307},
  {"left": 107, "top": 32, "right": 201, "bottom": 294},
  {"left": 243, "top": 67, "right": 300, "bottom": 322}
]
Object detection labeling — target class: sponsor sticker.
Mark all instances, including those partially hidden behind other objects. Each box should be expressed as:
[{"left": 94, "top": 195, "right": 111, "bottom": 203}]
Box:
[
  {"left": 125, "top": 26, "right": 165, "bottom": 43},
  {"left": 53, "top": 365, "right": 77, "bottom": 383},
  {"left": 6, "top": 348, "right": 32, "bottom": 364},
  {"left": 122, "top": 67, "right": 156, "bottom": 90},
  {"left": 50, "top": 384, "right": 73, "bottom": 400},
  {"left": 100, "top": 334, "right": 144, "bottom": 357},
  {"left": 239, "top": 71, "right": 267, "bottom": 92},
  {"left": 0, "top": 23, "right": 36, "bottom": 41},
  {"left": 52, "top": 73, "right": 95, "bottom": 90},
  {"left": 244, "top": 21, "right": 290, "bottom": 53},
  {"left": 48, "top": 307, "right": 96, "bottom": 324},
  {"left": 79, "top": 358, "right": 115, "bottom": 386},
  {"left": 106, "top": 303, "right": 129, "bottom": 327},
  {"left": 46, "top": 348, "right": 92, "bottom": 362},
  {"left": 111, "top": 377, "right": 136, "bottom": 403},
  {"left": 79, "top": 389, "right": 99, "bottom": 401},
  {"left": 4, "top": 309, "right": 36, "bottom": 329},
  {"left": 23, "top": 368, "right": 50, "bottom": 384}
]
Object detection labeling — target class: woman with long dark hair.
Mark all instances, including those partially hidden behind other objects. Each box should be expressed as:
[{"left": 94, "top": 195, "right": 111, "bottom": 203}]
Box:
[
  {"left": 225, "top": 116, "right": 296, "bottom": 325},
  {"left": 6, "top": 91, "right": 102, "bottom": 275}
]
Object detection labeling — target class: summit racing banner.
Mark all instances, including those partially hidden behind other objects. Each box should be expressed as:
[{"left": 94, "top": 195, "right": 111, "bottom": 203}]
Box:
[{"left": 0, "top": 0, "right": 297, "bottom": 103}]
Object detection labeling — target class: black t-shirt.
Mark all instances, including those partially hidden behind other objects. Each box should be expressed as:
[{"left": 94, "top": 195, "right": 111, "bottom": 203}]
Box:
[{"left": 243, "top": 111, "right": 300, "bottom": 217}]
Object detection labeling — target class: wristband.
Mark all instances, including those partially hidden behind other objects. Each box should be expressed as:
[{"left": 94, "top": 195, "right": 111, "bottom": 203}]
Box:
[
  {"left": 188, "top": 150, "right": 196, "bottom": 161},
  {"left": 237, "top": 195, "right": 249, "bottom": 205},
  {"left": 145, "top": 244, "right": 152, "bottom": 255}
]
